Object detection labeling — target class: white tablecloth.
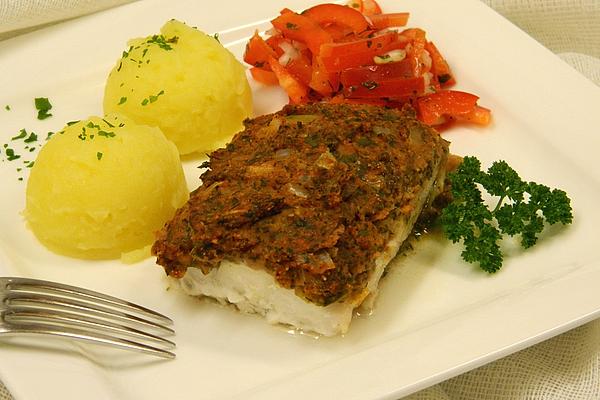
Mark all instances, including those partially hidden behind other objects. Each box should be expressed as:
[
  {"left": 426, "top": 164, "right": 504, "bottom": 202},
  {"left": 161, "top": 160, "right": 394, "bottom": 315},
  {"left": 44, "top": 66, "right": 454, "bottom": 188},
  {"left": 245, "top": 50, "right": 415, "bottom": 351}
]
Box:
[{"left": 1, "top": 1, "right": 598, "bottom": 399}]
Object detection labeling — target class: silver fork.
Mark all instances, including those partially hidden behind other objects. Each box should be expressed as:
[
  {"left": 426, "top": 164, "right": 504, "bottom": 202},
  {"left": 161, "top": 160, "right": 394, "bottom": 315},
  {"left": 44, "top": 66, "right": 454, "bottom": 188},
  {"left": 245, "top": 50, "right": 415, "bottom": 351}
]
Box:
[{"left": 0, "top": 277, "right": 175, "bottom": 359}]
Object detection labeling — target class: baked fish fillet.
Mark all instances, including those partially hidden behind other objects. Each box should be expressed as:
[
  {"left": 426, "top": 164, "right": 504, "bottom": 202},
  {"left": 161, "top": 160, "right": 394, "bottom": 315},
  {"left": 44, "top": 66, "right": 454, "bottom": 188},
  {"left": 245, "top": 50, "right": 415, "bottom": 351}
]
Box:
[{"left": 152, "top": 103, "right": 449, "bottom": 336}]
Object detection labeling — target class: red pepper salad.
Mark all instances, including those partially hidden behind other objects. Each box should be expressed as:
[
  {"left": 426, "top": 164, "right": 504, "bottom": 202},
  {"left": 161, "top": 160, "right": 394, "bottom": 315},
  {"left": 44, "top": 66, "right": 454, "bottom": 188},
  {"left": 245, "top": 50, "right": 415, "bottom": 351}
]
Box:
[{"left": 244, "top": 0, "right": 491, "bottom": 128}]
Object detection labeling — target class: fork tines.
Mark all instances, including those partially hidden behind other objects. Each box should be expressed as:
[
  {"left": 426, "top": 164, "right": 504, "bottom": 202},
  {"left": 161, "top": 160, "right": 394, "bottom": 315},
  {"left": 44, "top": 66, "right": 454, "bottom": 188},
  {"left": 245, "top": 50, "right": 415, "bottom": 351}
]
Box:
[{"left": 0, "top": 277, "right": 175, "bottom": 359}]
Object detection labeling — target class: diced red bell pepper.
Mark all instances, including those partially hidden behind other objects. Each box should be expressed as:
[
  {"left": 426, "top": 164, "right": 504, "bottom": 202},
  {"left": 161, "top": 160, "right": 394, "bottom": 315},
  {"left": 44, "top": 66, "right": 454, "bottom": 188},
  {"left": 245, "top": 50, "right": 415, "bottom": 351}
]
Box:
[
  {"left": 362, "top": 0, "right": 382, "bottom": 15},
  {"left": 322, "top": 24, "right": 354, "bottom": 41},
  {"left": 268, "top": 57, "right": 309, "bottom": 104},
  {"left": 402, "top": 28, "right": 428, "bottom": 77},
  {"left": 302, "top": 3, "right": 371, "bottom": 34},
  {"left": 244, "top": 31, "right": 278, "bottom": 69},
  {"left": 340, "top": 59, "right": 416, "bottom": 88},
  {"left": 319, "top": 30, "right": 403, "bottom": 72},
  {"left": 416, "top": 90, "right": 487, "bottom": 126},
  {"left": 271, "top": 12, "right": 333, "bottom": 55},
  {"left": 454, "top": 105, "right": 492, "bottom": 125},
  {"left": 368, "top": 13, "right": 410, "bottom": 29},
  {"left": 309, "top": 55, "right": 340, "bottom": 97},
  {"left": 344, "top": 76, "right": 425, "bottom": 99},
  {"left": 244, "top": 0, "right": 491, "bottom": 132},
  {"left": 250, "top": 67, "right": 279, "bottom": 85},
  {"left": 285, "top": 52, "right": 313, "bottom": 86},
  {"left": 330, "top": 93, "right": 393, "bottom": 107},
  {"left": 425, "top": 41, "right": 456, "bottom": 87},
  {"left": 320, "top": 30, "right": 398, "bottom": 58},
  {"left": 347, "top": 0, "right": 382, "bottom": 16}
]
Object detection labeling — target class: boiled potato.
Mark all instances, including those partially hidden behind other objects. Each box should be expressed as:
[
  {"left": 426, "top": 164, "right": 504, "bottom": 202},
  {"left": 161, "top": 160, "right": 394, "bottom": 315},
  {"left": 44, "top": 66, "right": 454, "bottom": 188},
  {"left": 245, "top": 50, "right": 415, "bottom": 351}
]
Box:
[
  {"left": 104, "top": 19, "right": 253, "bottom": 155},
  {"left": 25, "top": 114, "right": 188, "bottom": 259}
]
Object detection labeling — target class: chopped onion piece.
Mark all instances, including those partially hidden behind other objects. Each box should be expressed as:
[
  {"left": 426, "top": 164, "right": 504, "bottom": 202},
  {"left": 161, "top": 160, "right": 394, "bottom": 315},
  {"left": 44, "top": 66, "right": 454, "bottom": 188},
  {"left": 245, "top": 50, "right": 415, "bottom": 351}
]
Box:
[
  {"left": 275, "top": 148, "right": 291, "bottom": 158},
  {"left": 423, "top": 72, "right": 436, "bottom": 94},
  {"left": 374, "top": 49, "right": 406, "bottom": 64},
  {"left": 278, "top": 41, "right": 300, "bottom": 66},
  {"left": 316, "top": 150, "right": 337, "bottom": 169},
  {"left": 420, "top": 49, "right": 432, "bottom": 71},
  {"left": 287, "top": 183, "right": 308, "bottom": 198}
]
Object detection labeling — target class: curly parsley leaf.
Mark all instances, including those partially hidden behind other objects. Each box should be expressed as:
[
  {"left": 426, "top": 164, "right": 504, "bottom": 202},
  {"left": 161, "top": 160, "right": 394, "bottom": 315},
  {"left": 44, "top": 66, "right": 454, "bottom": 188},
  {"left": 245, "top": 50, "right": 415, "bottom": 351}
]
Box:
[{"left": 440, "top": 156, "right": 573, "bottom": 273}]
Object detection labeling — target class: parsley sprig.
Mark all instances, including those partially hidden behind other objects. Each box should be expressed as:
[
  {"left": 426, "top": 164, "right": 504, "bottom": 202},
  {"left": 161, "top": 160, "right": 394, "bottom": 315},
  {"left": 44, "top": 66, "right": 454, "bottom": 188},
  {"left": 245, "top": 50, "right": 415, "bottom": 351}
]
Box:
[{"left": 441, "top": 156, "right": 573, "bottom": 273}]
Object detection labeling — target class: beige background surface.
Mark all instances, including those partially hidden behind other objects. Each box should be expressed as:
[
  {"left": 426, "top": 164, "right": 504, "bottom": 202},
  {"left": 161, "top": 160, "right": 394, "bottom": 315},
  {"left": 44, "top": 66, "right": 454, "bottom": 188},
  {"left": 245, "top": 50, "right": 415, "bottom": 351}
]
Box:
[{"left": 1, "top": 0, "right": 599, "bottom": 399}]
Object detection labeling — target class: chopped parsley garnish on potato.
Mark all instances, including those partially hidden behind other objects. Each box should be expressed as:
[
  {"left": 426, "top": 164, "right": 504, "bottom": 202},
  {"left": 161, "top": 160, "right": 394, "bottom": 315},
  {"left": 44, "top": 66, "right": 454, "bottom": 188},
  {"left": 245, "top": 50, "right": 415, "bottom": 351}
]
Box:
[
  {"left": 141, "top": 90, "right": 165, "bottom": 106},
  {"left": 145, "top": 35, "right": 179, "bottom": 50}
]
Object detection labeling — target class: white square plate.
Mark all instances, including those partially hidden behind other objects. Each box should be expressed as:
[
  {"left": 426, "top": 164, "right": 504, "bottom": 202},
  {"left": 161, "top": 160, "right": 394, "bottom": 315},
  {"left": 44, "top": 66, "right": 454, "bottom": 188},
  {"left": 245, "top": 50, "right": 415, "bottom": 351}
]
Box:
[{"left": 1, "top": 1, "right": 599, "bottom": 399}]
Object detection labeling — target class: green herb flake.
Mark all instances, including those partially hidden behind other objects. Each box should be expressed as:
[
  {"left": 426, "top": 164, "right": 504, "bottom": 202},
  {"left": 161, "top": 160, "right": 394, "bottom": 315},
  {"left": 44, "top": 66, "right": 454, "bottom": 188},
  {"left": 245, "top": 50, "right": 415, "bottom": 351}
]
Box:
[
  {"left": 304, "top": 134, "right": 320, "bottom": 148},
  {"left": 34, "top": 97, "right": 53, "bottom": 120},
  {"left": 26, "top": 161, "right": 34, "bottom": 168},
  {"left": 46, "top": 131, "right": 55, "bottom": 140},
  {"left": 11, "top": 129, "right": 28, "bottom": 141},
  {"left": 4, "top": 105, "right": 10, "bottom": 111},
  {"left": 98, "top": 130, "right": 116, "bottom": 138},
  {"left": 118, "top": 97, "right": 128, "bottom": 105},
  {"left": 24, "top": 132, "right": 38, "bottom": 143},
  {"left": 438, "top": 74, "right": 452, "bottom": 84},
  {"left": 141, "top": 90, "right": 165, "bottom": 106},
  {"left": 67, "top": 120, "right": 80, "bottom": 126},
  {"left": 97, "top": 152, "right": 103, "bottom": 160},
  {"left": 5, "top": 148, "right": 20, "bottom": 161},
  {"left": 361, "top": 80, "right": 378, "bottom": 90},
  {"left": 122, "top": 46, "right": 133, "bottom": 59},
  {"left": 357, "top": 136, "right": 374, "bottom": 147},
  {"left": 102, "top": 118, "right": 115, "bottom": 128},
  {"left": 213, "top": 33, "right": 220, "bottom": 42},
  {"left": 149, "top": 90, "right": 164, "bottom": 103},
  {"left": 145, "top": 35, "right": 178, "bottom": 50}
]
